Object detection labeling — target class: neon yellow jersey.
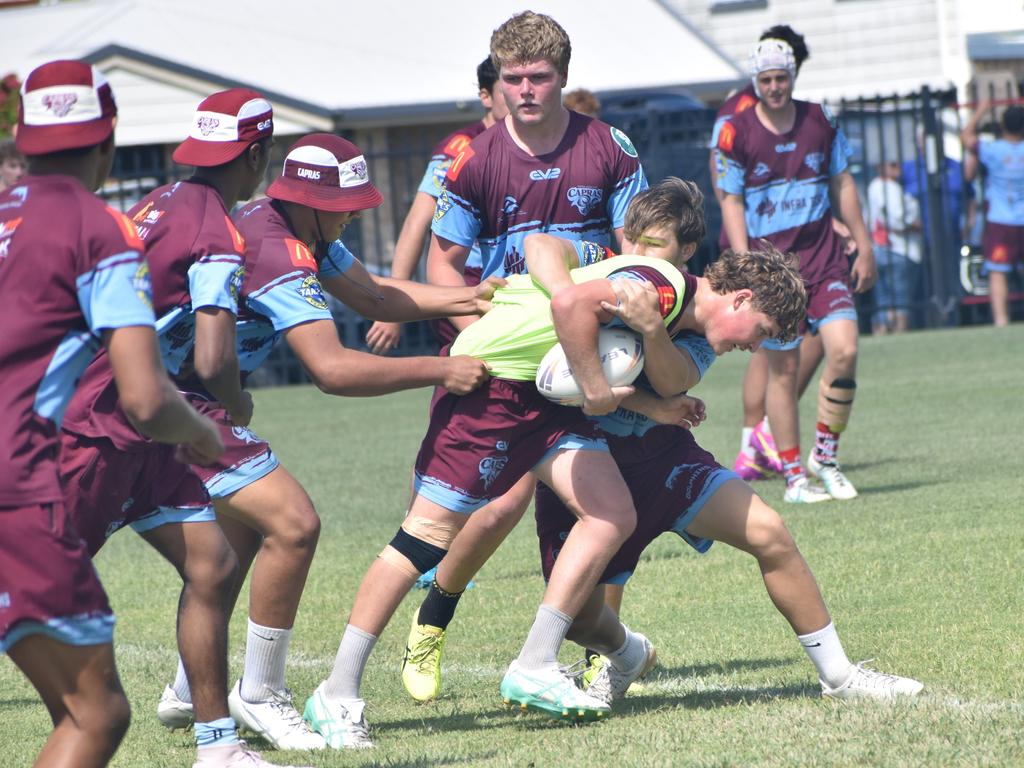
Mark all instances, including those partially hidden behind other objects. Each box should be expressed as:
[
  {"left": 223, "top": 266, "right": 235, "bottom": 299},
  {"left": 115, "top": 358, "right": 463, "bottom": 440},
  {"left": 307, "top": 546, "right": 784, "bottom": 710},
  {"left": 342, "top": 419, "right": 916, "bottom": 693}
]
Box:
[{"left": 450, "top": 255, "right": 688, "bottom": 381}]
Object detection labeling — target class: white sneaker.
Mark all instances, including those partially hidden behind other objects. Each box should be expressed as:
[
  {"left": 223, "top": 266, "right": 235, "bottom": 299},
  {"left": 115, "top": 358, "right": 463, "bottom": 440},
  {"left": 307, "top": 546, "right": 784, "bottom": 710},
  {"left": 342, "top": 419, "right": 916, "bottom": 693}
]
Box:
[
  {"left": 228, "top": 680, "right": 325, "bottom": 751},
  {"left": 157, "top": 684, "right": 194, "bottom": 730},
  {"left": 585, "top": 633, "right": 658, "bottom": 704},
  {"left": 808, "top": 454, "right": 858, "bottom": 500},
  {"left": 192, "top": 741, "right": 310, "bottom": 767},
  {"left": 783, "top": 477, "right": 833, "bottom": 504},
  {"left": 499, "top": 660, "right": 611, "bottom": 721},
  {"left": 302, "top": 682, "right": 373, "bottom": 749},
  {"left": 821, "top": 661, "right": 924, "bottom": 700}
]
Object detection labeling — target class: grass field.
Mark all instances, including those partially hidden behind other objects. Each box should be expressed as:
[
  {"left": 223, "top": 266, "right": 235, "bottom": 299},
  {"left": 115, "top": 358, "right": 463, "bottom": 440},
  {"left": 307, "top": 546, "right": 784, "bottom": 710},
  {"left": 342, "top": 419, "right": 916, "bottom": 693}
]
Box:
[{"left": 3, "top": 324, "right": 1023, "bottom": 767}]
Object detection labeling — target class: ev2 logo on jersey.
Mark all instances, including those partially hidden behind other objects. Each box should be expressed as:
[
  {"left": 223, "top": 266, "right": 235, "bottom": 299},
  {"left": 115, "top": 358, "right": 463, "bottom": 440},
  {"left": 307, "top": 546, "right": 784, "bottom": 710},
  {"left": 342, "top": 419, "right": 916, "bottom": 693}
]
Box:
[{"left": 529, "top": 168, "right": 562, "bottom": 181}]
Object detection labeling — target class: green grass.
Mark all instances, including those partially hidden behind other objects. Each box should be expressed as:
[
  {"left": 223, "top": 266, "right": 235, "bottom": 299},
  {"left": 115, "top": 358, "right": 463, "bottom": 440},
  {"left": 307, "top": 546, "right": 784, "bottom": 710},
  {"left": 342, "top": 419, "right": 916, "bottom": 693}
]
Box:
[{"left": 3, "top": 325, "right": 1024, "bottom": 767}]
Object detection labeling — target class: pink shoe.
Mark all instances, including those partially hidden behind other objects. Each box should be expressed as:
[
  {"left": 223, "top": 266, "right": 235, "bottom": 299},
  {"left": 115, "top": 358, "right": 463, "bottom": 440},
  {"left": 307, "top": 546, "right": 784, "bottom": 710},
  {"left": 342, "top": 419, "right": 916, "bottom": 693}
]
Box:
[
  {"left": 733, "top": 451, "right": 774, "bottom": 481},
  {"left": 749, "top": 422, "right": 783, "bottom": 474}
]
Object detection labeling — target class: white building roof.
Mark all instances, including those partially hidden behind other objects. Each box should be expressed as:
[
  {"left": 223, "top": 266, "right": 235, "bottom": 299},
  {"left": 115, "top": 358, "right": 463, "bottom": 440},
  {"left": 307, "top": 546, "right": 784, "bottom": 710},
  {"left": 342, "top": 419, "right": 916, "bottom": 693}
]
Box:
[{"left": 0, "top": 0, "right": 743, "bottom": 144}]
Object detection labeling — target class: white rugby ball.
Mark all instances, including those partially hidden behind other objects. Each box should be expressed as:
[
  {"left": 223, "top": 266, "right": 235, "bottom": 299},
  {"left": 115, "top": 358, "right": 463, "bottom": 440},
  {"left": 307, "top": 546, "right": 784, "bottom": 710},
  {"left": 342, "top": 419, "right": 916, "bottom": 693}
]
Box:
[{"left": 536, "top": 328, "right": 645, "bottom": 406}]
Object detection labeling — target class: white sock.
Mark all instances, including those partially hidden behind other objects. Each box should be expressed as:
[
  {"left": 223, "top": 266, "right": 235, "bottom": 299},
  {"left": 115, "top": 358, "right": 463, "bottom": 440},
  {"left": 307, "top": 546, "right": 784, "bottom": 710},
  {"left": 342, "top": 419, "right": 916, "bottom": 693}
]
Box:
[
  {"left": 760, "top": 416, "right": 773, "bottom": 436},
  {"left": 740, "top": 427, "right": 756, "bottom": 457},
  {"left": 239, "top": 619, "right": 291, "bottom": 702},
  {"left": 323, "top": 624, "right": 377, "bottom": 702},
  {"left": 172, "top": 656, "right": 192, "bottom": 704},
  {"left": 798, "top": 622, "right": 853, "bottom": 688},
  {"left": 605, "top": 625, "right": 645, "bottom": 672},
  {"left": 517, "top": 604, "right": 572, "bottom": 670}
]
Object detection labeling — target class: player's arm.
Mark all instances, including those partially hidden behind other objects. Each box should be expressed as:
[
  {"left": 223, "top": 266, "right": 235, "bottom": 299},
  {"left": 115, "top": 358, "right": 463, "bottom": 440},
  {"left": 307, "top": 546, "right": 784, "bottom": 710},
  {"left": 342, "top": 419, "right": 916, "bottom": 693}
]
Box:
[
  {"left": 104, "top": 326, "right": 223, "bottom": 464},
  {"left": 720, "top": 193, "right": 749, "bottom": 253},
  {"left": 550, "top": 281, "right": 633, "bottom": 415},
  {"left": 830, "top": 170, "right": 876, "bottom": 293},
  {"left": 321, "top": 258, "right": 500, "bottom": 322},
  {"left": 523, "top": 233, "right": 581, "bottom": 294},
  {"left": 960, "top": 98, "right": 990, "bottom": 157},
  {"left": 425, "top": 234, "right": 477, "bottom": 332},
  {"left": 621, "top": 389, "right": 706, "bottom": 430},
  {"left": 193, "top": 306, "right": 252, "bottom": 426},
  {"left": 600, "top": 279, "right": 700, "bottom": 396},
  {"left": 710, "top": 150, "right": 728, "bottom": 204},
  {"left": 365, "top": 191, "right": 438, "bottom": 354},
  {"left": 284, "top": 318, "right": 488, "bottom": 396}
]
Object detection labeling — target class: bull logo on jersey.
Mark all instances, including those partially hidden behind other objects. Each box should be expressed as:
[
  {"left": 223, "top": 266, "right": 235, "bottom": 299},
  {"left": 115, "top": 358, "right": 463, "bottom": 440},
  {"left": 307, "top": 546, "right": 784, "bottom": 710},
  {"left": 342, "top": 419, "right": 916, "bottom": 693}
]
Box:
[
  {"left": 756, "top": 199, "right": 777, "bottom": 218},
  {"left": 478, "top": 453, "right": 509, "bottom": 490},
  {"left": 133, "top": 261, "right": 153, "bottom": 310},
  {"left": 502, "top": 196, "right": 519, "bottom": 216},
  {"left": 610, "top": 126, "right": 639, "bottom": 158},
  {"left": 503, "top": 245, "right": 525, "bottom": 275},
  {"left": 299, "top": 275, "right": 328, "bottom": 310},
  {"left": 567, "top": 186, "right": 603, "bottom": 216},
  {"left": 228, "top": 265, "right": 246, "bottom": 303},
  {"left": 433, "top": 189, "right": 452, "bottom": 222},
  {"left": 42, "top": 93, "right": 78, "bottom": 118},
  {"left": 804, "top": 152, "right": 824, "bottom": 173},
  {"left": 197, "top": 116, "right": 221, "bottom": 136},
  {"left": 753, "top": 162, "right": 771, "bottom": 178},
  {"left": 231, "top": 425, "right": 260, "bottom": 445}
]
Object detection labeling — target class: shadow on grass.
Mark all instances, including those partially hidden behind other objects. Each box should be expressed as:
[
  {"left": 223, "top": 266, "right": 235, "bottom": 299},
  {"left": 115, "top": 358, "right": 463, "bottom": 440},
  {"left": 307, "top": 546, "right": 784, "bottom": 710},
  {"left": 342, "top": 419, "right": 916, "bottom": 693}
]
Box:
[
  {"left": 381, "top": 707, "right": 508, "bottom": 735},
  {"left": 653, "top": 656, "right": 794, "bottom": 679},
  {"left": 616, "top": 681, "right": 813, "bottom": 715},
  {"left": 365, "top": 754, "right": 500, "bottom": 768},
  {"left": 856, "top": 479, "right": 941, "bottom": 495},
  {"left": 0, "top": 698, "right": 40, "bottom": 711}
]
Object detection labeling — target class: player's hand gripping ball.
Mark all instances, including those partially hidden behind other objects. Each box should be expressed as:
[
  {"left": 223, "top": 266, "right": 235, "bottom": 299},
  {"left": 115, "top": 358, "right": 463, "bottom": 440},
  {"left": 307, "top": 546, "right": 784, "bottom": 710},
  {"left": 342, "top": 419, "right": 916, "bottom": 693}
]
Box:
[{"left": 536, "top": 328, "right": 644, "bottom": 406}]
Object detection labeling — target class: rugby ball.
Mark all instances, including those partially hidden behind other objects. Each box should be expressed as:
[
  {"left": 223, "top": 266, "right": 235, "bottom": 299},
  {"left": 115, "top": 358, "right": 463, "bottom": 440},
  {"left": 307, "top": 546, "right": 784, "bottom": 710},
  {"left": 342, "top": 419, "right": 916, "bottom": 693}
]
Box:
[{"left": 535, "top": 328, "right": 645, "bottom": 406}]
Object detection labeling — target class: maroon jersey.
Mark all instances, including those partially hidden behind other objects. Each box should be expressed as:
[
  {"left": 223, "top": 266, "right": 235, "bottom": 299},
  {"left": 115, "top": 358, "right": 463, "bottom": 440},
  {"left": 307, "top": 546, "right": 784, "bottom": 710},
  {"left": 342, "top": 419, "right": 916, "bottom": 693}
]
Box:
[
  {"left": 717, "top": 100, "right": 853, "bottom": 286},
  {"left": 0, "top": 175, "right": 153, "bottom": 506},
  {"left": 62, "top": 179, "right": 246, "bottom": 451},
  {"left": 710, "top": 84, "right": 759, "bottom": 250},
  {"left": 417, "top": 120, "right": 489, "bottom": 198},
  {"left": 431, "top": 112, "right": 647, "bottom": 278}
]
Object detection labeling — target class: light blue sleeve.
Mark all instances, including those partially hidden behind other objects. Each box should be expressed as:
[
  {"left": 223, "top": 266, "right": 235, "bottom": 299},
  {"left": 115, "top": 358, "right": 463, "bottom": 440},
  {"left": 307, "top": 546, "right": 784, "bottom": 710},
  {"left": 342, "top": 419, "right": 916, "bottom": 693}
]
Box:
[
  {"left": 78, "top": 251, "right": 155, "bottom": 331},
  {"left": 674, "top": 334, "right": 716, "bottom": 380},
  {"left": 416, "top": 157, "right": 447, "bottom": 197},
  {"left": 319, "top": 240, "right": 357, "bottom": 280},
  {"left": 607, "top": 168, "right": 648, "bottom": 229},
  {"left": 829, "top": 126, "right": 852, "bottom": 176},
  {"left": 430, "top": 187, "right": 481, "bottom": 248},
  {"left": 719, "top": 157, "right": 746, "bottom": 195},
  {"left": 247, "top": 273, "right": 334, "bottom": 331},
  {"left": 188, "top": 253, "right": 244, "bottom": 314},
  {"left": 977, "top": 139, "right": 994, "bottom": 168}
]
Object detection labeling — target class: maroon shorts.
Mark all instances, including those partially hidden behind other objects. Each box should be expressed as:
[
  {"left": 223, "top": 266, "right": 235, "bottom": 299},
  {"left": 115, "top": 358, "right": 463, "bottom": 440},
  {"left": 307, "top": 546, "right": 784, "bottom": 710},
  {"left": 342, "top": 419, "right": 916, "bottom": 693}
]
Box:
[
  {"left": 983, "top": 221, "right": 1024, "bottom": 272},
  {"left": 536, "top": 426, "right": 730, "bottom": 584},
  {"left": 0, "top": 502, "right": 114, "bottom": 652},
  {"left": 59, "top": 432, "right": 214, "bottom": 556},
  {"left": 430, "top": 266, "right": 483, "bottom": 347},
  {"left": 413, "top": 378, "right": 607, "bottom": 514},
  {"left": 184, "top": 395, "right": 278, "bottom": 499}
]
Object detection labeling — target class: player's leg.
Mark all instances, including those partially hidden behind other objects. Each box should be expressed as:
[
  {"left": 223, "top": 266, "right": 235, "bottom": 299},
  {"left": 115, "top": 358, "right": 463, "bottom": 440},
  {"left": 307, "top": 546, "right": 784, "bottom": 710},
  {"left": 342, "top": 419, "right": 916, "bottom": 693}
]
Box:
[
  {"left": 213, "top": 466, "right": 325, "bottom": 750},
  {"left": 499, "top": 447, "right": 634, "bottom": 721},
  {"left": 808, "top": 315, "right": 860, "bottom": 499},
  {"left": 796, "top": 331, "right": 824, "bottom": 399},
  {"left": 9, "top": 638, "right": 130, "bottom": 768},
  {"left": 403, "top": 474, "right": 535, "bottom": 701},
  {"left": 139, "top": 520, "right": 242, "bottom": 755},
  {"left": 983, "top": 224, "right": 1013, "bottom": 327},
  {"left": 306, "top": 496, "right": 468, "bottom": 748},
  {"left": 734, "top": 351, "right": 778, "bottom": 480},
  {"left": 685, "top": 479, "right": 923, "bottom": 698},
  {"left": 766, "top": 345, "right": 828, "bottom": 503}
]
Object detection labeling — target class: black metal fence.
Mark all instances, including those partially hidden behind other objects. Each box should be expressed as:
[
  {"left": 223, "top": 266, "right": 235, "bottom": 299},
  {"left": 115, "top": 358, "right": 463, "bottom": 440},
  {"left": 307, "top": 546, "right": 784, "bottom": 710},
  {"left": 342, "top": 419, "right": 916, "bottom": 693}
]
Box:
[{"left": 100, "top": 83, "right": 1021, "bottom": 386}]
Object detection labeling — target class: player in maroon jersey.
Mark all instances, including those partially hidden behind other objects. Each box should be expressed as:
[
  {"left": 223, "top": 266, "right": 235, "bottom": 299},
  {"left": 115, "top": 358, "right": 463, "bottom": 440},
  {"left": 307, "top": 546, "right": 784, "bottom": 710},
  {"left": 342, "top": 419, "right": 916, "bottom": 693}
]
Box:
[{"left": 0, "top": 59, "right": 223, "bottom": 768}]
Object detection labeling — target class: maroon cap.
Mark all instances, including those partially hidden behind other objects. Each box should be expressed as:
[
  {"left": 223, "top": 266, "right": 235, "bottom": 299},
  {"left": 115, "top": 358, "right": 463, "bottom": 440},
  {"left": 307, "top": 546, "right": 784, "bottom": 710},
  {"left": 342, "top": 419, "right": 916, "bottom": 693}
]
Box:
[
  {"left": 172, "top": 88, "right": 274, "bottom": 167},
  {"left": 267, "top": 133, "right": 383, "bottom": 213},
  {"left": 16, "top": 60, "right": 117, "bottom": 156}
]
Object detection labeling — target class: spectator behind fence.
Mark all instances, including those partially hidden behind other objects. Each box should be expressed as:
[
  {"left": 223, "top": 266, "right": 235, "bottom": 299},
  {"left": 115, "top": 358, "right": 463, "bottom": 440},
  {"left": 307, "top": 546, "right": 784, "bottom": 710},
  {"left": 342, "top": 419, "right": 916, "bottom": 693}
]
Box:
[
  {"left": 563, "top": 87, "right": 601, "bottom": 118},
  {"left": 0, "top": 139, "right": 26, "bottom": 193},
  {"left": 962, "top": 99, "right": 1024, "bottom": 327},
  {"left": 867, "top": 159, "right": 922, "bottom": 334}
]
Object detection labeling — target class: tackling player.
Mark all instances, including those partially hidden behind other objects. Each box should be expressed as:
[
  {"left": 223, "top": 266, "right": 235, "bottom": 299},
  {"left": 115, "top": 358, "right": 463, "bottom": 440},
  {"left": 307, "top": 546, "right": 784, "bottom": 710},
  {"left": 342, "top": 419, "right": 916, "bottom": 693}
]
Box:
[
  {"left": 153, "top": 133, "right": 494, "bottom": 749},
  {"left": 718, "top": 39, "right": 875, "bottom": 503},
  {"left": 0, "top": 60, "right": 223, "bottom": 768},
  {"left": 58, "top": 89, "right": 307, "bottom": 768}
]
